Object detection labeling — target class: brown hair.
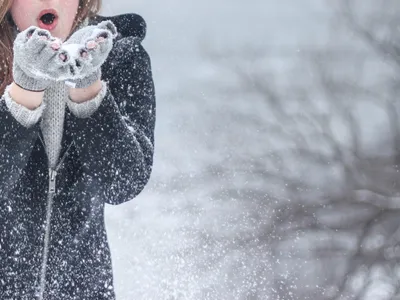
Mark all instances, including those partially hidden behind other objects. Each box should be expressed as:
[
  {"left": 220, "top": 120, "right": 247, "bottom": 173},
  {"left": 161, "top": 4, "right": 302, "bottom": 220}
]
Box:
[{"left": 0, "top": 0, "right": 102, "bottom": 95}]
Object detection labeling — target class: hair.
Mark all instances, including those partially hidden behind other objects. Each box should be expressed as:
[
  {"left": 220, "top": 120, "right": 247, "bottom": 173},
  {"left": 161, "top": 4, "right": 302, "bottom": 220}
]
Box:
[{"left": 0, "top": 0, "right": 102, "bottom": 95}]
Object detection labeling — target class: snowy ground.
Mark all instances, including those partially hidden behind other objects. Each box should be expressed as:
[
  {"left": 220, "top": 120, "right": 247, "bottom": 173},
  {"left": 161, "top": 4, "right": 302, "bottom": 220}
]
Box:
[{"left": 99, "top": 1, "right": 333, "bottom": 299}]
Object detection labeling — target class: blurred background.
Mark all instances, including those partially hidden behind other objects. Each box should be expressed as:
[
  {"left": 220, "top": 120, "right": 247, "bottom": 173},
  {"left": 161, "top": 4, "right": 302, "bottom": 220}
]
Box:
[{"left": 100, "top": 0, "right": 400, "bottom": 299}]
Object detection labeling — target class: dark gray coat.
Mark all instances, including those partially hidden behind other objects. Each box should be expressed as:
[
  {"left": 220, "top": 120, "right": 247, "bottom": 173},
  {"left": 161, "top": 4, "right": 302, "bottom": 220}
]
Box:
[{"left": 0, "top": 13, "right": 155, "bottom": 299}]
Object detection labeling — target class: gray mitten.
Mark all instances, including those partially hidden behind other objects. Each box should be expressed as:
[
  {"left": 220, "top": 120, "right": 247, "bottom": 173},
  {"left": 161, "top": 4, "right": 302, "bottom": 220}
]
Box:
[
  {"left": 13, "top": 26, "right": 70, "bottom": 92},
  {"left": 61, "top": 20, "right": 118, "bottom": 89}
]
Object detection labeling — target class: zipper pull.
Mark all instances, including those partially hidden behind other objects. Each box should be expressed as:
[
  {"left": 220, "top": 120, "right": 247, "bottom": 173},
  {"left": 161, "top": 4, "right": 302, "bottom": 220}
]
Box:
[{"left": 49, "top": 168, "right": 57, "bottom": 194}]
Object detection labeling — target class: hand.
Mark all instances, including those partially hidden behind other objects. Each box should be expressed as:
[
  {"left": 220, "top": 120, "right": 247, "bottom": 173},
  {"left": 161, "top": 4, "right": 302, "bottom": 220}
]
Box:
[
  {"left": 61, "top": 20, "right": 118, "bottom": 88},
  {"left": 12, "top": 26, "right": 70, "bottom": 91}
]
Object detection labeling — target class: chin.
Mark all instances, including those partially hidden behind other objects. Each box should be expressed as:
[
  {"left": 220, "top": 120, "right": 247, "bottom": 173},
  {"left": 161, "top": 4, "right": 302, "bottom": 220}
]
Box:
[{"left": 51, "top": 31, "right": 66, "bottom": 41}]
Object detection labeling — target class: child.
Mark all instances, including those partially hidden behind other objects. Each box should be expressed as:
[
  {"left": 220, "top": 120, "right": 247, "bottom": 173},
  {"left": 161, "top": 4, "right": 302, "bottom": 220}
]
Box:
[{"left": 0, "top": 0, "right": 156, "bottom": 299}]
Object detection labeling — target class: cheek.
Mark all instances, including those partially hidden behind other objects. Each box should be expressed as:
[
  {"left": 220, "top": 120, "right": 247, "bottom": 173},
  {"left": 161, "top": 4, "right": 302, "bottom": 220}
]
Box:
[
  {"left": 55, "top": 0, "right": 80, "bottom": 40},
  {"left": 64, "top": 0, "right": 80, "bottom": 19},
  {"left": 10, "top": 0, "right": 37, "bottom": 31},
  {"left": 63, "top": 0, "right": 80, "bottom": 29}
]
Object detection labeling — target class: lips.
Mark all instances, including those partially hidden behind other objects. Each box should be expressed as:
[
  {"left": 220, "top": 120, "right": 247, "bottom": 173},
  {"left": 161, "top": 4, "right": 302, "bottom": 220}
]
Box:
[{"left": 37, "top": 9, "right": 59, "bottom": 31}]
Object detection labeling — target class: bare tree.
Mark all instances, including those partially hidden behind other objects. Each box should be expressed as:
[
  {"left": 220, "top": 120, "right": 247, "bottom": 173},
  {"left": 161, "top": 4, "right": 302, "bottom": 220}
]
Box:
[{"left": 171, "top": 0, "right": 400, "bottom": 299}]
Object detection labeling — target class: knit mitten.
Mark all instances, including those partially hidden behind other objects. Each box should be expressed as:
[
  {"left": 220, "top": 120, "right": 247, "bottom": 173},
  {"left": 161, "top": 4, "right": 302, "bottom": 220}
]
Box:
[
  {"left": 61, "top": 20, "right": 118, "bottom": 89},
  {"left": 13, "top": 26, "right": 68, "bottom": 92}
]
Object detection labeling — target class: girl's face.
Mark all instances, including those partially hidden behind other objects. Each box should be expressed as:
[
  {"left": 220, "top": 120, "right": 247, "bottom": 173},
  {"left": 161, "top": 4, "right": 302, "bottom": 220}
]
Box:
[{"left": 10, "top": 0, "right": 79, "bottom": 41}]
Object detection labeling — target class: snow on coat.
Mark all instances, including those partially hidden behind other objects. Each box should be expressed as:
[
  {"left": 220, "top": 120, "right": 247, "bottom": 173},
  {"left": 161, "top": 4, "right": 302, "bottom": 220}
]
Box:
[{"left": 0, "top": 13, "right": 156, "bottom": 299}]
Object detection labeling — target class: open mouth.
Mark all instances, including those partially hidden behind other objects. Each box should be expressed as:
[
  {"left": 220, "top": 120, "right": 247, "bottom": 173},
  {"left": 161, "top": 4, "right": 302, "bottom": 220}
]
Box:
[
  {"left": 38, "top": 9, "right": 58, "bottom": 30},
  {"left": 40, "top": 13, "right": 57, "bottom": 25}
]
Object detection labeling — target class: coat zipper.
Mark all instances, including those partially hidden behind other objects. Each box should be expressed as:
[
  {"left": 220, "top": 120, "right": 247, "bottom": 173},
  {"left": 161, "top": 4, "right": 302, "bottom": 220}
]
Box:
[{"left": 36, "top": 134, "right": 74, "bottom": 299}]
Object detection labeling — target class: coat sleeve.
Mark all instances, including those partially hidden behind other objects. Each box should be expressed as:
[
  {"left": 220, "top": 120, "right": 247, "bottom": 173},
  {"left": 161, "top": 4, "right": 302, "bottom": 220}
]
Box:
[
  {"left": 67, "top": 36, "right": 156, "bottom": 205},
  {"left": 0, "top": 87, "right": 43, "bottom": 195}
]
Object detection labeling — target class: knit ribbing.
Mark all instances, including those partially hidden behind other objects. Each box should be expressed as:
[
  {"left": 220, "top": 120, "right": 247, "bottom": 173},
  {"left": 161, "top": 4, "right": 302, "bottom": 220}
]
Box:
[
  {"left": 66, "top": 80, "right": 106, "bottom": 118},
  {"left": 2, "top": 84, "right": 46, "bottom": 128},
  {"left": 40, "top": 82, "right": 67, "bottom": 168}
]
